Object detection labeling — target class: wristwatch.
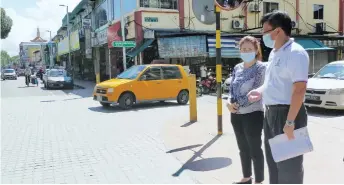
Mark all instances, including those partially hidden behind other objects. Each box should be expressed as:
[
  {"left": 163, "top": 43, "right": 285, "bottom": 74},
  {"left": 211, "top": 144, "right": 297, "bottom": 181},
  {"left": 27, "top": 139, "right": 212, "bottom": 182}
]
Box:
[{"left": 286, "top": 120, "right": 295, "bottom": 126}]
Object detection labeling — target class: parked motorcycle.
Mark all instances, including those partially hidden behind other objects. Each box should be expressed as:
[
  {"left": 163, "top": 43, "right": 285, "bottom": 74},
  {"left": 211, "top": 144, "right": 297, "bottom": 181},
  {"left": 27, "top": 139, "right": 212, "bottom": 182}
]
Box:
[
  {"left": 222, "top": 74, "right": 233, "bottom": 94},
  {"left": 200, "top": 73, "right": 217, "bottom": 94}
]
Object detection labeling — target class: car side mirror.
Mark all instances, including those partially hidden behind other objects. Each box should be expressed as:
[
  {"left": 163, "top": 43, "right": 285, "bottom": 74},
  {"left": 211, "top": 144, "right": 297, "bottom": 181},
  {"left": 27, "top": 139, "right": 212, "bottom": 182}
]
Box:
[
  {"left": 308, "top": 73, "right": 315, "bottom": 78},
  {"left": 140, "top": 75, "right": 147, "bottom": 81}
]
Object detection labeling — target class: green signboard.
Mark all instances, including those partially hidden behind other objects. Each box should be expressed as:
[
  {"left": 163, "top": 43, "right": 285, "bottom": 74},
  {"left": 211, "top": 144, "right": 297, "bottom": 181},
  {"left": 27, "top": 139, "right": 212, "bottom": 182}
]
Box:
[
  {"left": 112, "top": 41, "right": 136, "bottom": 48},
  {"left": 144, "top": 17, "right": 159, "bottom": 22}
]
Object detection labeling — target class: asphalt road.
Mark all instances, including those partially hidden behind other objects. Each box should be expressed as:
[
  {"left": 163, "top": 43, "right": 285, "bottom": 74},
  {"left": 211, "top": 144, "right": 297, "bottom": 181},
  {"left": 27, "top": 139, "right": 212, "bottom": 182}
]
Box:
[{"left": 1, "top": 77, "right": 344, "bottom": 183}]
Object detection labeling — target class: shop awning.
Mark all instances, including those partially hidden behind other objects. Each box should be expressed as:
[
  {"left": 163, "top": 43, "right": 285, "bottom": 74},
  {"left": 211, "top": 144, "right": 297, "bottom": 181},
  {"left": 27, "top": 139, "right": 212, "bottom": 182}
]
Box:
[
  {"left": 295, "top": 39, "right": 334, "bottom": 50},
  {"left": 207, "top": 37, "right": 241, "bottom": 58},
  {"left": 127, "top": 39, "right": 155, "bottom": 58}
]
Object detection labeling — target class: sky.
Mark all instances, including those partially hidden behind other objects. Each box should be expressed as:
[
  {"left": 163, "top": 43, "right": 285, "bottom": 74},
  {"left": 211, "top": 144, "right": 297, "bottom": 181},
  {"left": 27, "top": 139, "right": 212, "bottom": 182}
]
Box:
[{"left": 1, "top": 0, "right": 81, "bottom": 56}]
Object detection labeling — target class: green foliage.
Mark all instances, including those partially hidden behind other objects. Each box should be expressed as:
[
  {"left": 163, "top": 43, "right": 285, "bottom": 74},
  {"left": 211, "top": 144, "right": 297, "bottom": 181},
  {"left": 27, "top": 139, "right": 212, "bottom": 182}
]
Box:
[
  {"left": 1, "top": 8, "right": 13, "bottom": 39},
  {"left": 11, "top": 55, "right": 20, "bottom": 65},
  {"left": 1, "top": 50, "right": 11, "bottom": 67}
]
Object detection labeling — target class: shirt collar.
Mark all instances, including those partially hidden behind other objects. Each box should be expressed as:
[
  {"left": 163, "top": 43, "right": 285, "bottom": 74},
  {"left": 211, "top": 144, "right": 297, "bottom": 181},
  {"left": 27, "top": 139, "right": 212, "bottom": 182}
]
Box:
[{"left": 273, "top": 38, "right": 294, "bottom": 52}]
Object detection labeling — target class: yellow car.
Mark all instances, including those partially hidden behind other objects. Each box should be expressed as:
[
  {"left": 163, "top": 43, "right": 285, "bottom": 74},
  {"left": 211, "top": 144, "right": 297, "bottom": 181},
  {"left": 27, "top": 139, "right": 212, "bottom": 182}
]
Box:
[{"left": 93, "top": 64, "right": 190, "bottom": 109}]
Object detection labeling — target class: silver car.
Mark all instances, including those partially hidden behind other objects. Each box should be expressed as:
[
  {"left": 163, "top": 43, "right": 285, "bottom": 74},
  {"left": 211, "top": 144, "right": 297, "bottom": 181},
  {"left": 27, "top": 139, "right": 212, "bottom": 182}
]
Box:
[
  {"left": 1, "top": 69, "right": 17, "bottom": 80},
  {"left": 44, "top": 69, "right": 73, "bottom": 89}
]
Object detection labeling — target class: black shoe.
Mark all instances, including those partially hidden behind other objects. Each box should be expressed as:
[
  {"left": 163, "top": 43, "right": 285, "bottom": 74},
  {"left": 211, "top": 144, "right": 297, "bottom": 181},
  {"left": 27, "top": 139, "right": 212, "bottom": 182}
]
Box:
[{"left": 233, "top": 179, "right": 252, "bottom": 184}]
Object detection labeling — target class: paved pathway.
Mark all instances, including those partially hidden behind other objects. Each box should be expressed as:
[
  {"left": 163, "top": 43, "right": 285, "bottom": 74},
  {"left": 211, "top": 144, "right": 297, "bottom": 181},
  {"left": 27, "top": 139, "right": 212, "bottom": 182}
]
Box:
[
  {"left": 1, "top": 78, "right": 195, "bottom": 184},
  {"left": 163, "top": 96, "right": 344, "bottom": 184}
]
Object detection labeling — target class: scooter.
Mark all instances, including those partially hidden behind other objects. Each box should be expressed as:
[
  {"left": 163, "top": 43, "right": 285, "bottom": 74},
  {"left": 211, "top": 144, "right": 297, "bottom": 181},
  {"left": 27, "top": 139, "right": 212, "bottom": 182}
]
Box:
[{"left": 30, "top": 75, "right": 39, "bottom": 86}]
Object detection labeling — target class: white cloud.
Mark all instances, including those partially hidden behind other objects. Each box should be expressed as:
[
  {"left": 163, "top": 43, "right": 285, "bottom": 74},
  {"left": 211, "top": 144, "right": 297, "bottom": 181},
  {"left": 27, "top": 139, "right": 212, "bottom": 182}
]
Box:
[{"left": 0, "top": 0, "right": 80, "bottom": 56}]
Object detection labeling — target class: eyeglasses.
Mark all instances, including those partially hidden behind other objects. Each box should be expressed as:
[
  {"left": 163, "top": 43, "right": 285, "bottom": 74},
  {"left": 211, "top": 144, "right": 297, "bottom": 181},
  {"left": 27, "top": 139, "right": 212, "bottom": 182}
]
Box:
[{"left": 261, "top": 28, "right": 276, "bottom": 35}]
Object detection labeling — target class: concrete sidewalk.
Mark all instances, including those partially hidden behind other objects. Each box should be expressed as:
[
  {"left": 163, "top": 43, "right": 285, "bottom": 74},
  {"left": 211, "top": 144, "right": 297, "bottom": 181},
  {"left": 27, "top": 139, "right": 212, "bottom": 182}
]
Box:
[
  {"left": 163, "top": 96, "right": 344, "bottom": 184},
  {"left": 73, "top": 79, "right": 95, "bottom": 89}
]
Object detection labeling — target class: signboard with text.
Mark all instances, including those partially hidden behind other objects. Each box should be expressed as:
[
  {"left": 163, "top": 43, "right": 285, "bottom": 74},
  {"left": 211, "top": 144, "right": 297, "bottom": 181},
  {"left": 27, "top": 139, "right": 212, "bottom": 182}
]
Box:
[
  {"left": 112, "top": 41, "right": 136, "bottom": 48},
  {"left": 107, "top": 22, "right": 122, "bottom": 48},
  {"left": 158, "top": 36, "right": 207, "bottom": 58}
]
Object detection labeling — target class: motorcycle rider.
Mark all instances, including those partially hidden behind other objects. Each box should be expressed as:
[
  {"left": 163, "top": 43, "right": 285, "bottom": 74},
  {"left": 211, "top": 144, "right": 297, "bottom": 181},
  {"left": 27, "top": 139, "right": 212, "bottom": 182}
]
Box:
[
  {"left": 37, "top": 67, "right": 43, "bottom": 80},
  {"left": 24, "top": 67, "right": 32, "bottom": 85}
]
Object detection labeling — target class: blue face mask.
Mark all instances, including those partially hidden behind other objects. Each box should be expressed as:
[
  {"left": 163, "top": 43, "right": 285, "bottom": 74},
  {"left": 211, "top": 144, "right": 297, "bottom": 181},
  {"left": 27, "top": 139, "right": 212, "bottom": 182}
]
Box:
[
  {"left": 263, "top": 33, "right": 275, "bottom": 48},
  {"left": 240, "top": 52, "right": 256, "bottom": 63}
]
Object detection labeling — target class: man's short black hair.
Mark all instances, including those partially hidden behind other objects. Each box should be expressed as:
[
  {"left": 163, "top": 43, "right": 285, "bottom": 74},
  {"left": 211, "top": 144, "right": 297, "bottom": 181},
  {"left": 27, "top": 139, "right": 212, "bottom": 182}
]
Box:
[{"left": 261, "top": 11, "right": 292, "bottom": 36}]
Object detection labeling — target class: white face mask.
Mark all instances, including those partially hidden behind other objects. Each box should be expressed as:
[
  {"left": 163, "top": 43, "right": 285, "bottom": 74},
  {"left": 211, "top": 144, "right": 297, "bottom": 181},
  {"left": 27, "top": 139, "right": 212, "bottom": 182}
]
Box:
[{"left": 240, "top": 52, "right": 256, "bottom": 63}]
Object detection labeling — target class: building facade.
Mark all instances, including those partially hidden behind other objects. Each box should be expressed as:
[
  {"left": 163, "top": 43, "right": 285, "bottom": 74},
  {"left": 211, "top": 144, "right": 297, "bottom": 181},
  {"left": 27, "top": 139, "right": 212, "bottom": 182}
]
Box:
[{"left": 53, "top": 0, "right": 344, "bottom": 83}]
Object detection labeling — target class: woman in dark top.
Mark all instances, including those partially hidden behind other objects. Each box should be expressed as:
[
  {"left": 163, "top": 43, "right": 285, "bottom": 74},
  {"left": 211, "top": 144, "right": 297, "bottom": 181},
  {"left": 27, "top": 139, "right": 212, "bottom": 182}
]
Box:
[{"left": 227, "top": 36, "right": 266, "bottom": 184}]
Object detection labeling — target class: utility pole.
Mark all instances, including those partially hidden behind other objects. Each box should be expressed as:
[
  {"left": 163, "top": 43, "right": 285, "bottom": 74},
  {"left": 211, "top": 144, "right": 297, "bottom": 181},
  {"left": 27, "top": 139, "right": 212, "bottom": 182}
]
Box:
[
  {"left": 215, "top": 5, "right": 223, "bottom": 135},
  {"left": 120, "top": 0, "right": 127, "bottom": 70},
  {"left": 46, "top": 30, "right": 53, "bottom": 68}
]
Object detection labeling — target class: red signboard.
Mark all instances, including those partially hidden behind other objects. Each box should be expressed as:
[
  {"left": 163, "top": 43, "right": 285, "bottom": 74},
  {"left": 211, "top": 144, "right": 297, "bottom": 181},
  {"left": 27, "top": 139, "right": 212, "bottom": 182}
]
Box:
[{"left": 107, "top": 21, "right": 122, "bottom": 48}]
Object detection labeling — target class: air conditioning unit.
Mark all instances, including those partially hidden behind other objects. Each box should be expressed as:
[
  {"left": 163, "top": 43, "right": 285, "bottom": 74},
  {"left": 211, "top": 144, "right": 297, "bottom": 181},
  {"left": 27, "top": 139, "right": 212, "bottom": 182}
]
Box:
[
  {"left": 232, "top": 19, "right": 244, "bottom": 29},
  {"left": 291, "top": 21, "right": 298, "bottom": 28},
  {"left": 248, "top": 3, "right": 261, "bottom": 12},
  {"left": 91, "top": 32, "right": 96, "bottom": 38}
]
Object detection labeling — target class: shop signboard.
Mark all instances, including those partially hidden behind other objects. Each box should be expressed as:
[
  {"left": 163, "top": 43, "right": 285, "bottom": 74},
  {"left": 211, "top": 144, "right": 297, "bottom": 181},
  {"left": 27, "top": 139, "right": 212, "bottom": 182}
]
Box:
[
  {"left": 107, "top": 22, "right": 122, "bottom": 48},
  {"left": 112, "top": 41, "right": 136, "bottom": 48},
  {"left": 158, "top": 35, "right": 207, "bottom": 58},
  {"left": 144, "top": 17, "right": 158, "bottom": 22},
  {"left": 91, "top": 28, "right": 108, "bottom": 47},
  {"left": 58, "top": 37, "right": 69, "bottom": 56},
  {"left": 82, "top": 19, "right": 91, "bottom": 29},
  {"left": 70, "top": 30, "right": 80, "bottom": 51},
  {"left": 85, "top": 29, "right": 92, "bottom": 59}
]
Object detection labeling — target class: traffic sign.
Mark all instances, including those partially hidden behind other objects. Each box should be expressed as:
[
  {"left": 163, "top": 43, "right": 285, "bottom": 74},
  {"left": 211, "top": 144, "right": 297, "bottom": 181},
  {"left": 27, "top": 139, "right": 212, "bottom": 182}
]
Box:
[{"left": 112, "top": 41, "right": 136, "bottom": 48}]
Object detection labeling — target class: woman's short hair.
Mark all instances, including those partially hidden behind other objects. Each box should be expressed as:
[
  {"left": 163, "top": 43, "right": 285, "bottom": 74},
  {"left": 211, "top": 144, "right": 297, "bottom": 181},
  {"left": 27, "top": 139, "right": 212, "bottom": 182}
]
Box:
[{"left": 238, "top": 36, "right": 263, "bottom": 61}]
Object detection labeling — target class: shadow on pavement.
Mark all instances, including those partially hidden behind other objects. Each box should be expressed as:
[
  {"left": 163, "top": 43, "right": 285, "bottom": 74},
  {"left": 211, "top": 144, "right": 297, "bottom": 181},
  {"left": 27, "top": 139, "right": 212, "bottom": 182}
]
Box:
[
  {"left": 166, "top": 144, "right": 203, "bottom": 153},
  {"left": 172, "top": 135, "right": 231, "bottom": 176},
  {"left": 40, "top": 97, "right": 85, "bottom": 103},
  {"left": 88, "top": 102, "right": 186, "bottom": 113},
  {"left": 180, "top": 121, "right": 197, "bottom": 127},
  {"left": 307, "top": 107, "right": 344, "bottom": 118},
  {"left": 185, "top": 157, "right": 232, "bottom": 172},
  {"left": 18, "top": 86, "right": 37, "bottom": 88},
  {"left": 39, "top": 86, "right": 92, "bottom": 98}
]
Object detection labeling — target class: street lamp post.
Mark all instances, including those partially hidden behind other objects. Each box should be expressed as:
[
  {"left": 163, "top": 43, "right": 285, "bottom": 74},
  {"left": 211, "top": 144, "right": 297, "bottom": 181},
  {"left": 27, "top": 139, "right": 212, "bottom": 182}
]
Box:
[
  {"left": 46, "top": 30, "right": 53, "bottom": 68},
  {"left": 59, "top": 5, "right": 72, "bottom": 80}
]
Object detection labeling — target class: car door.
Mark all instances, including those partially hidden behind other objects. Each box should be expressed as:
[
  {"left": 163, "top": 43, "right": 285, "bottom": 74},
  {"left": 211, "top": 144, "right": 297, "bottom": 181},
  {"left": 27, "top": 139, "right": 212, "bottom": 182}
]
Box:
[
  {"left": 161, "top": 66, "right": 183, "bottom": 99},
  {"left": 135, "top": 66, "right": 164, "bottom": 101}
]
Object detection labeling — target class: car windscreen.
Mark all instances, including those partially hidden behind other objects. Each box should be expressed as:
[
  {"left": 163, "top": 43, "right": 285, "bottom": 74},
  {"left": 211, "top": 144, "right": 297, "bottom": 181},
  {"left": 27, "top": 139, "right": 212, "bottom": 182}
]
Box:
[
  {"left": 4, "top": 69, "right": 14, "bottom": 73},
  {"left": 49, "top": 70, "right": 66, "bottom": 77},
  {"left": 117, "top": 65, "right": 146, "bottom": 79},
  {"left": 313, "top": 64, "right": 344, "bottom": 80}
]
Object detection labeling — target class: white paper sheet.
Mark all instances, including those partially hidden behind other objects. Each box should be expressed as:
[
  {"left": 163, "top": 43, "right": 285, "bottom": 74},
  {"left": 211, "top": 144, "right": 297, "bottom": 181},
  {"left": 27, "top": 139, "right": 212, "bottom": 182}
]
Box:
[{"left": 268, "top": 127, "right": 314, "bottom": 162}]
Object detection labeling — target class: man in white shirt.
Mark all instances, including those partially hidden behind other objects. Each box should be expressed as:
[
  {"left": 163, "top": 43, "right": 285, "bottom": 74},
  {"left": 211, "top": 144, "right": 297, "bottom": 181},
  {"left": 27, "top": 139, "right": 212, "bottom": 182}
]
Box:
[
  {"left": 200, "top": 65, "right": 207, "bottom": 80},
  {"left": 248, "top": 11, "right": 309, "bottom": 184}
]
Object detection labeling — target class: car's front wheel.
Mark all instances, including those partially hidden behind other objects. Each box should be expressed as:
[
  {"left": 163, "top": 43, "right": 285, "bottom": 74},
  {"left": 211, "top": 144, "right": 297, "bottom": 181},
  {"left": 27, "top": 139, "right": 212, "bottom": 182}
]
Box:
[{"left": 118, "top": 92, "right": 134, "bottom": 110}]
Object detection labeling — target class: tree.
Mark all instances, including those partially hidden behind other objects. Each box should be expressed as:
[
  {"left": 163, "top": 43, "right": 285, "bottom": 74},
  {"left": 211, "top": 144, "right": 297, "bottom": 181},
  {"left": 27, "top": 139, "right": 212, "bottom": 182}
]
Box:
[
  {"left": 11, "top": 55, "right": 20, "bottom": 64},
  {"left": 1, "top": 50, "right": 11, "bottom": 67},
  {"left": 1, "top": 8, "right": 13, "bottom": 39}
]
